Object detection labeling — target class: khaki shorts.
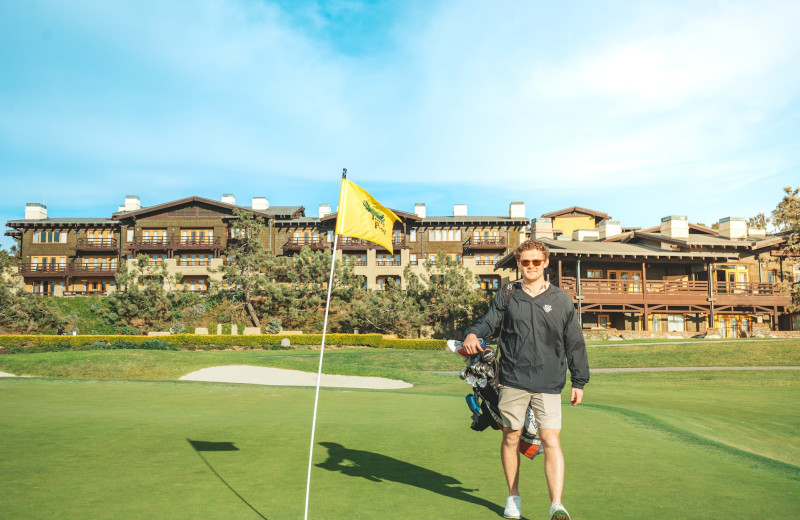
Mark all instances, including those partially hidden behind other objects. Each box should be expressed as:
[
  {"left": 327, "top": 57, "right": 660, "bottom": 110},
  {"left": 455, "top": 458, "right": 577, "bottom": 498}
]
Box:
[{"left": 498, "top": 385, "right": 562, "bottom": 430}]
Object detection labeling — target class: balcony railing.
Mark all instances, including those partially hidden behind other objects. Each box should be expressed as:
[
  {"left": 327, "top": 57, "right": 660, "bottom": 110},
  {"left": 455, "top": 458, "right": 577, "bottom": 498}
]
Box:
[
  {"left": 71, "top": 264, "right": 118, "bottom": 276},
  {"left": 283, "top": 237, "right": 328, "bottom": 251},
  {"left": 19, "top": 263, "right": 69, "bottom": 277},
  {"left": 463, "top": 236, "right": 506, "bottom": 250},
  {"left": 339, "top": 237, "right": 373, "bottom": 249},
  {"left": 128, "top": 237, "right": 222, "bottom": 251},
  {"left": 474, "top": 259, "right": 497, "bottom": 266},
  {"left": 74, "top": 238, "right": 118, "bottom": 250},
  {"left": 375, "top": 259, "right": 402, "bottom": 266},
  {"left": 558, "top": 277, "right": 785, "bottom": 298}
]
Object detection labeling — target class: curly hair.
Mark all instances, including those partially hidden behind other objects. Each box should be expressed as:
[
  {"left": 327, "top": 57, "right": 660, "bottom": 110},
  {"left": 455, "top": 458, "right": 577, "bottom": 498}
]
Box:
[{"left": 513, "top": 239, "right": 550, "bottom": 263}]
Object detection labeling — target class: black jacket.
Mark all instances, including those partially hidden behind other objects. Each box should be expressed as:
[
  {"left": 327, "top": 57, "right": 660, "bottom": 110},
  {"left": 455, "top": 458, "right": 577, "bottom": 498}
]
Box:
[{"left": 464, "top": 283, "right": 590, "bottom": 394}]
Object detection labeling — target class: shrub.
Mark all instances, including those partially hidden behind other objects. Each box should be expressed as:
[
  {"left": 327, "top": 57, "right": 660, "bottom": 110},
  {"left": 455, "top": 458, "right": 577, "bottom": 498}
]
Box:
[
  {"left": 0, "top": 333, "right": 447, "bottom": 352},
  {"left": 266, "top": 318, "right": 282, "bottom": 334}
]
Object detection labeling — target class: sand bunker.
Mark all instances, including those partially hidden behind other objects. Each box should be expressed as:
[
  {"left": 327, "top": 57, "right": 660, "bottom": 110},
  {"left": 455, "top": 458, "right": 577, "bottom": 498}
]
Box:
[
  {"left": 0, "top": 371, "right": 17, "bottom": 378},
  {"left": 179, "top": 365, "right": 412, "bottom": 389}
]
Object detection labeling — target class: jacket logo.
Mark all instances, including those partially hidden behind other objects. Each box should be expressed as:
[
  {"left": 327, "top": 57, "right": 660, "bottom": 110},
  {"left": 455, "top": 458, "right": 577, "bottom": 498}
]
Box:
[{"left": 543, "top": 304, "right": 552, "bottom": 313}]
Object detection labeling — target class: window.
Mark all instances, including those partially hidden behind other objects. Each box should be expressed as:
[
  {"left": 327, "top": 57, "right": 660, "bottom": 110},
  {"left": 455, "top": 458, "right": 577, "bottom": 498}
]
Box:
[
  {"left": 346, "top": 254, "right": 367, "bottom": 266},
  {"left": 598, "top": 315, "right": 610, "bottom": 329},
  {"left": 126, "top": 229, "right": 134, "bottom": 242},
  {"left": 31, "top": 256, "right": 66, "bottom": 270},
  {"left": 377, "top": 254, "right": 400, "bottom": 266},
  {"left": 477, "top": 275, "right": 500, "bottom": 290},
  {"left": 587, "top": 270, "right": 603, "bottom": 278},
  {"left": 149, "top": 254, "right": 167, "bottom": 266},
  {"left": 410, "top": 254, "right": 418, "bottom": 265},
  {"left": 33, "top": 230, "right": 67, "bottom": 243},
  {"left": 183, "top": 277, "right": 208, "bottom": 292},
  {"left": 428, "top": 229, "right": 461, "bottom": 242},
  {"left": 376, "top": 276, "right": 400, "bottom": 291},
  {"left": 181, "top": 229, "right": 214, "bottom": 245},
  {"left": 409, "top": 229, "right": 417, "bottom": 242},
  {"left": 143, "top": 229, "right": 168, "bottom": 244},
  {"left": 667, "top": 315, "right": 685, "bottom": 332}
]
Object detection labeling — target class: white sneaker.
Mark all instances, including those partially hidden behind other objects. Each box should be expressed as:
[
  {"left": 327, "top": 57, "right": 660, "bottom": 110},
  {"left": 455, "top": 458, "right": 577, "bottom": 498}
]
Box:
[
  {"left": 550, "top": 503, "right": 571, "bottom": 520},
  {"left": 503, "top": 495, "right": 521, "bottom": 519}
]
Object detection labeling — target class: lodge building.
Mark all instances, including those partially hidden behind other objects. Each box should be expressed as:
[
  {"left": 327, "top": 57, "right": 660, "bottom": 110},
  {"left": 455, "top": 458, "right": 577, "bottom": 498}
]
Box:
[{"left": 4, "top": 195, "right": 797, "bottom": 333}]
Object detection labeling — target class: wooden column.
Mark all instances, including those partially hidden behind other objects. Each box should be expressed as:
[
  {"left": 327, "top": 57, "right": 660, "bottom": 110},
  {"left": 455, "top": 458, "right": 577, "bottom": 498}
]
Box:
[{"left": 642, "top": 261, "right": 648, "bottom": 331}]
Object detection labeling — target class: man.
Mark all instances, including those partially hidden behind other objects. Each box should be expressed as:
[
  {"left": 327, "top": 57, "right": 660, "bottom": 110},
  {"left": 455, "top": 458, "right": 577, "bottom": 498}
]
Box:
[{"left": 462, "top": 239, "right": 589, "bottom": 520}]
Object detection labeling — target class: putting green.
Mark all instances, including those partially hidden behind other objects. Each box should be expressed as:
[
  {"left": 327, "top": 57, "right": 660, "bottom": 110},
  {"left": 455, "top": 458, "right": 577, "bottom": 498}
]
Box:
[{"left": 1, "top": 369, "right": 798, "bottom": 519}]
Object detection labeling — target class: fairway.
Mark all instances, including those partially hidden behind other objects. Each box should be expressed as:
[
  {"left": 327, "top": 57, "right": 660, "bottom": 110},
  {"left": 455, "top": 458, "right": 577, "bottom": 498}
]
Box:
[{"left": 1, "top": 341, "right": 799, "bottom": 519}]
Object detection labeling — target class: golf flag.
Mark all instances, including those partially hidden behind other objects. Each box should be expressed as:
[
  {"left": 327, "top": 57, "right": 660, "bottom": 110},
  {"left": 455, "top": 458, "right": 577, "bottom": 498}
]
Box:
[{"left": 335, "top": 178, "right": 400, "bottom": 254}]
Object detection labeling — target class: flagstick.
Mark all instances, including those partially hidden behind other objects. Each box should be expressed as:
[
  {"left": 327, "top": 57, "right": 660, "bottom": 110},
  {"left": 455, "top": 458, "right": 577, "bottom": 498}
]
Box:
[{"left": 303, "top": 228, "right": 340, "bottom": 520}]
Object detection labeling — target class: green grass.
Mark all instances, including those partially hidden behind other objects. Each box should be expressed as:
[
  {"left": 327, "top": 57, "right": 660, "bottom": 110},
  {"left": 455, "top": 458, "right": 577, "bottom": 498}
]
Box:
[{"left": 1, "top": 339, "right": 799, "bottom": 519}]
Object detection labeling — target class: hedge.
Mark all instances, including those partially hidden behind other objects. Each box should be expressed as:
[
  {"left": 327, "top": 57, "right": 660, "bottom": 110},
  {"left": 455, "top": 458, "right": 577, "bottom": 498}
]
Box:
[{"left": 0, "top": 334, "right": 446, "bottom": 354}]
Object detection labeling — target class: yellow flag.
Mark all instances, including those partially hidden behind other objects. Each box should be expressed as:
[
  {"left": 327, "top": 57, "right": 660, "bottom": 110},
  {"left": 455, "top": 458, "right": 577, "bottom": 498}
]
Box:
[{"left": 335, "top": 178, "right": 400, "bottom": 254}]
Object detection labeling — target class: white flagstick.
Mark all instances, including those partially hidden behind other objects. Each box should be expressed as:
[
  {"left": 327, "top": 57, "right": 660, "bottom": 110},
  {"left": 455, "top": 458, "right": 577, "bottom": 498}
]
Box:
[{"left": 303, "top": 231, "right": 339, "bottom": 520}]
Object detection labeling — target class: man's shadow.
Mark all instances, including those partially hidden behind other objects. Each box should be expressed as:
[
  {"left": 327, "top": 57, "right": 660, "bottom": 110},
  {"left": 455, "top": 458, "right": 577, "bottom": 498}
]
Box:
[{"left": 316, "top": 441, "right": 503, "bottom": 515}]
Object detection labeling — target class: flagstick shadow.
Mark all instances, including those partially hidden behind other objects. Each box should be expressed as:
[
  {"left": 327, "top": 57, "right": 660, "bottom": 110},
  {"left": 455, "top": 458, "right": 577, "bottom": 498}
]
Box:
[
  {"left": 186, "top": 439, "right": 268, "bottom": 520},
  {"left": 316, "top": 441, "right": 504, "bottom": 516}
]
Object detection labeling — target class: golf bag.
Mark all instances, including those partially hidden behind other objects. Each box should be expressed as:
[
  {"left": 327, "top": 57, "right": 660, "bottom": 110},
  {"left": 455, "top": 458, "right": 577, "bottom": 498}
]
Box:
[{"left": 447, "top": 338, "right": 543, "bottom": 460}]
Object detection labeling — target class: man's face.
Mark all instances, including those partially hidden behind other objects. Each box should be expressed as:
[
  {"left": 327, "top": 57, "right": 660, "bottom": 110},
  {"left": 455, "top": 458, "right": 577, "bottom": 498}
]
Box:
[{"left": 518, "top": 249, "right": 549, "bottom": 284}]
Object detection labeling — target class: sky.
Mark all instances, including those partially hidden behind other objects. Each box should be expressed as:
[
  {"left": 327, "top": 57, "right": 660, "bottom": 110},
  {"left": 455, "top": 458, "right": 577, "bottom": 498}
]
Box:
[{"left": 1, "top": 0, "right": 799, "bottom": 250}]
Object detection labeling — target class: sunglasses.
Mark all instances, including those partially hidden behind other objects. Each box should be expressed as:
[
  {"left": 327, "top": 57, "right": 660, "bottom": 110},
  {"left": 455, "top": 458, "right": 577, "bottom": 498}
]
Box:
[{"left": 519, "top": 259, "right": 545, "bottom": 267}]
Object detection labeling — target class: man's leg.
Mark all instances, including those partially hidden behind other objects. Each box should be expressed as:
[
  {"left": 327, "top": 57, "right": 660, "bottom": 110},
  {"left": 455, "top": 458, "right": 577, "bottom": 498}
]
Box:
[
  {"left": 539, "top": 428, "right": 564, "bottom": 505},
  {"left": 501, "top": 427, "right": 522, "bottom": 495}
]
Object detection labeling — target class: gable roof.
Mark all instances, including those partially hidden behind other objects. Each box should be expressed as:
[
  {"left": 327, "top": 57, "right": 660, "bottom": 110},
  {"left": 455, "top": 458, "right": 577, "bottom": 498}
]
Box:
[
  {"left": 111, "top": 196, "right": 279, "bottom": 220},
  {"left": 540, "top": 206, "right": 610, "bottom": 222}
]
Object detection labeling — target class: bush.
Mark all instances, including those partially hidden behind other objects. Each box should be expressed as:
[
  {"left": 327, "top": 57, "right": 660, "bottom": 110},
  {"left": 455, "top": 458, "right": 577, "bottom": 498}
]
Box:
[
  {"left": 266, "top": 318, "right": 282, "bottom": 334},
  {"left": 0, "top": 333, "right": 447, "bottom": 353}
]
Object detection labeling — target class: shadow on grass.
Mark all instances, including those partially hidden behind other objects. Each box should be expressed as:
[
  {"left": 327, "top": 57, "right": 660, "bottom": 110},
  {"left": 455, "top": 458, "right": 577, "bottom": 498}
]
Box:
[
  {"left": 316, "top": 441, "right": 503, "bottom": 516},
  {"left": 187, "top": 439, "right": 268, "bottom": 520}
]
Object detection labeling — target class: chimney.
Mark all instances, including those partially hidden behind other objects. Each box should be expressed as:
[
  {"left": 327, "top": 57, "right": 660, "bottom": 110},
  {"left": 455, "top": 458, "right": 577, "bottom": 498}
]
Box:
[
  {"left": 319, "top": 204, "right": 332, "bottom": 219},
  {"left": 598, "top": 220, "right": 622, "bottom": 239},
  {"left": 748, "top": 226, "right": 766, "bottom": 239},
  {"left": 124, "top": 195, "right": 141, "bottom": 212},
  {"left": 414, "top": 203, "right": 426, "bottom": 219},
  {"left": 572, "top": 229, "right": 600, "bottom": 241},
  {"left": 251, "top": 197, "right": 269, "bottom": 211},
  {"left": 531, "top": 217, "right": 554, "bottom": 240},
  {"left": 25, "top": 203, "right": 47, "bottom": 220},
  {"left": 221, "top": 194, "right": 236, "bottom": 205},
  {"left": 453, "top": 203, "right": 468, "bottom": 217},
  {"left": 718, "top": 217, "right": 747, "bottom": 240},
  {"left": 660, "top": 215, "right": 688, "bottom": 239},
  {"left": 509, "top": 202, "right": 525, "bottom": 219}
]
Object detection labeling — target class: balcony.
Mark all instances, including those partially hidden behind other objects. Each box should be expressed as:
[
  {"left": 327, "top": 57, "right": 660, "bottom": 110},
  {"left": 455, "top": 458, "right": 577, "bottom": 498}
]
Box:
[
  {"left": 338, "top": 237, "right": 374, "bottom": 250},
  {"left": 173, "top": 236, "right": 222, "bottom": 251},
  {"left": 71, "top": 264, "right": 119, "bottom": 277},
  {"left": 375, "top": 259, "right": 402, "bottom": 267},
  {"left": 558, "top": 277, "right": 790, "bottom": 309},
  {"left": 128, "top": 238, "right": 171, "bottom": 252},
  {"left": 283, "top": 237, "right": 328, "bottom": 252},
  {"left": 463, "top": 236, "right": 506, "bottom": 251},
  {"left": 74, "top": 238, "right": 118, "bottom": 252},
  {"left": 18, "top": 263, "right": 69, "bottom": 278}
]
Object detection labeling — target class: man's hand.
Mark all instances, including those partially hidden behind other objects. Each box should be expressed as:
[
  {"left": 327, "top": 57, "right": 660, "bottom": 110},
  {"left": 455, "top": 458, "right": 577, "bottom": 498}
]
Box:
[
  {"left": 570, "top": 388, "right": 583, "bottom": 406},
  {"left": 462, "top": 333, "right": 484, "bottom": 355}
]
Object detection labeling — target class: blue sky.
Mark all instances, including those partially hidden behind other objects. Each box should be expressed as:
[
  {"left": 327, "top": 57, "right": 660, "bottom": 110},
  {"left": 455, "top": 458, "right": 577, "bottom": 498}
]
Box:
[{"left": 2, "top": 0, "right": 799, "bottom": 250}]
